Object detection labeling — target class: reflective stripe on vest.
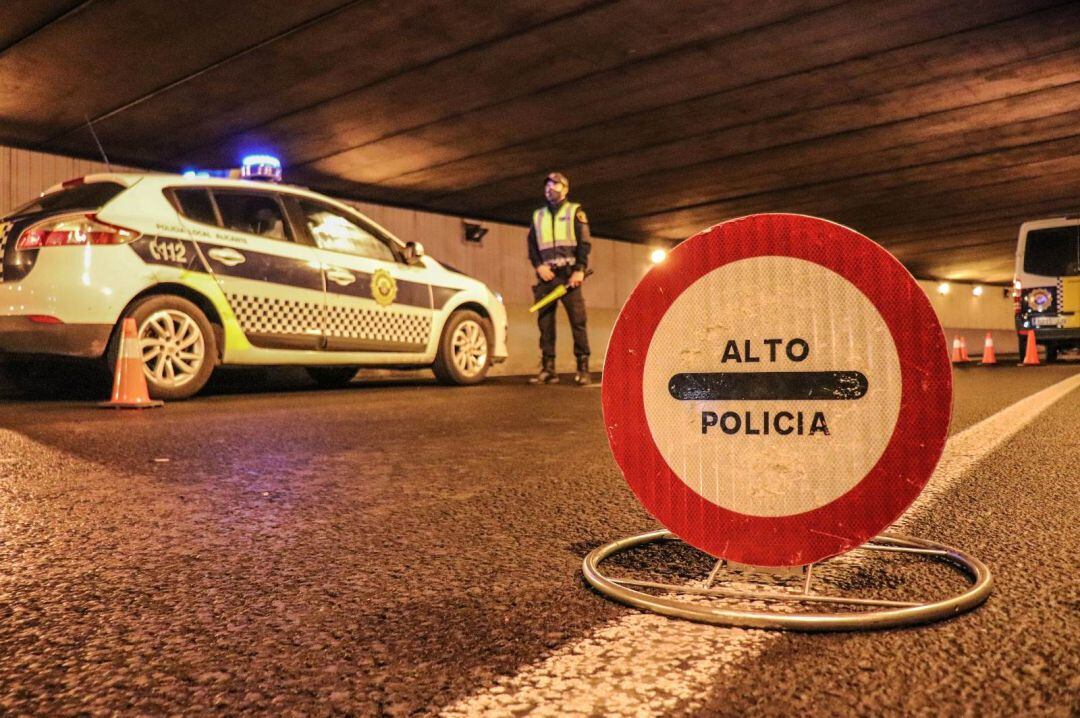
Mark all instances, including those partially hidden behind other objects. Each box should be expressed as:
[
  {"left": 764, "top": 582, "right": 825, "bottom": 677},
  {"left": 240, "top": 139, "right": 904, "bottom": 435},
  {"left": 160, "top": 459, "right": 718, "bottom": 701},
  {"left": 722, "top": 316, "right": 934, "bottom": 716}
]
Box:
[{"left": 533, "top": 202, "right": 580, "bottom": 250}]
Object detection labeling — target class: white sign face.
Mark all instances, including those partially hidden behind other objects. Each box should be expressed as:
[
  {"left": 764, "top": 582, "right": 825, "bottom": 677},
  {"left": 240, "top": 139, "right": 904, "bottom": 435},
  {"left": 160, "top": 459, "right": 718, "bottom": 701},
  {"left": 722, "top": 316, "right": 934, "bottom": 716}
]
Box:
[
  {"left": 642, "top": 256, "right": 902, "bottom": 517},
  {"left": 603, "top": 214, "right": 952, "bottom": 566}
]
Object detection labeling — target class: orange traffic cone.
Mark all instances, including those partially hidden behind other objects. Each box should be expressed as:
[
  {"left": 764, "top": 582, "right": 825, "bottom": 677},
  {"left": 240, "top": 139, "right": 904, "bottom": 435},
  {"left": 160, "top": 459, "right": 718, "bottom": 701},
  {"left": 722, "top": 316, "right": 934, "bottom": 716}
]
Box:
[
  {"left": 1021, "top": 329, "right": 1040, "bottom": 366},
  {"left": 950, "top": 335, "right": 965, "bottom": 363},
  {"left": 980, "top": 332, "right": 997, "bottom": 365},
  {"left": 959, "top": 335, "right": 971, "bottom": 362},
  {"left": 99, "top": 318, "right": 164, "bottom": 409}
]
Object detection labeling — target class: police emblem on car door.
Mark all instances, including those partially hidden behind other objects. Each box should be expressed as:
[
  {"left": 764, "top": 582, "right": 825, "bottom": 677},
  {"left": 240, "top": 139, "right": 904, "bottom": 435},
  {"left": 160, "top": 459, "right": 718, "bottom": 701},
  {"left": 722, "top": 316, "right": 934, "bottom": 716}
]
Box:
[
  {"left": 298, "top": 200, "right": 432, "bottom": 352},
  {"left": 172, "top": 188, "right": 325, "bottom": 350},
  {"left": 371, "top": 269, "right": 397, "bottom": 307}
]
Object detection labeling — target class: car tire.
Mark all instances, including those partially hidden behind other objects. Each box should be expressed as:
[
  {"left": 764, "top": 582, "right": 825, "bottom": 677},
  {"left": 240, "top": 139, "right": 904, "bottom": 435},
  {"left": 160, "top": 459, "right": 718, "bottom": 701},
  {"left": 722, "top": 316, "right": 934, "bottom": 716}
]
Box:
[
  {"left": 1044, "top": 343, "right": 1059, "bottom": 363},
  {"left": 107, "top": 295, "right": 217, "bottom": 401},
  {"left": 306, "top": 366, "right": 359, "bottom": 387},
  {"left": 432, "top": 310, "right": 492, "bottom": 386}
]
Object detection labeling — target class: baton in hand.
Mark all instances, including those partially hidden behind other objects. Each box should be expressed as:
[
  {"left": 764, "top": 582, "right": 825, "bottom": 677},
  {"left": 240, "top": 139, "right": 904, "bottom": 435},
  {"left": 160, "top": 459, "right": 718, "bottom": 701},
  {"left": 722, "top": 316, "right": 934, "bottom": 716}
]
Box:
[{"left": 529, "top": 268, "right": 594, "bottom": 313}]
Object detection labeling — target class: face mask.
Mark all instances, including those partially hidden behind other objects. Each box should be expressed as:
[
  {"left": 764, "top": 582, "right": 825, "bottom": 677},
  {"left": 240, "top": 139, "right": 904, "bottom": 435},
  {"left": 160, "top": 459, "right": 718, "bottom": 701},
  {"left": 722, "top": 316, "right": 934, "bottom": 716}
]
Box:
[{"left": 544, "top": 182, "right": 567, "bottom": 204}]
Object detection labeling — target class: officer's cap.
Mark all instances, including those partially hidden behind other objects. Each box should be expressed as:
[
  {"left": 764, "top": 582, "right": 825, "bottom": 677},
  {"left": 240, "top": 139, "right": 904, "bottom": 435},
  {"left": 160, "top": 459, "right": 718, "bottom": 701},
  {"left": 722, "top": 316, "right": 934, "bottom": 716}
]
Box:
[{"left": 545, "top": 172, "right": 569, "bottom": 188}]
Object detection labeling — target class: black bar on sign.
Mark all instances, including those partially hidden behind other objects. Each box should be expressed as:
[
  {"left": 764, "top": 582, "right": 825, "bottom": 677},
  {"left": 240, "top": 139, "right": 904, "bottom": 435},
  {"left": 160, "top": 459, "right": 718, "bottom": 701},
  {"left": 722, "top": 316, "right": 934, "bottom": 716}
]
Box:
[{"left": 668, "top": 371, "right": 868, "bottom": 401}]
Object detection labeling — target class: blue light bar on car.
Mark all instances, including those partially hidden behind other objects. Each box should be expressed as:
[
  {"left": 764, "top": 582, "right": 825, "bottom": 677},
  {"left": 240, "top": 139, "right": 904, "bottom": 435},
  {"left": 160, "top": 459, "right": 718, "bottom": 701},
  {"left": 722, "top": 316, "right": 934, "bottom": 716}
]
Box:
[
  {"left": 241, "top": 154, "right": 283, "bottom": 182},
  {"left": 182, "top": 168, "right": 234, "bottom": 178}
]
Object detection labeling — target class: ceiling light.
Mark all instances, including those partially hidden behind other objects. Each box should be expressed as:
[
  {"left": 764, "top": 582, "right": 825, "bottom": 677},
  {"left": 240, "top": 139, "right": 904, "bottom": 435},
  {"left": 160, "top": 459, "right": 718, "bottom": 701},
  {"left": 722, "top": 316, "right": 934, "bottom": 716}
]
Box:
[
  {"left": 972, "top": 285, "right": 983, "bottom": 297},
  {"left": 937, "top": 282, "right": 950, "bottom": 295},
  {"left": 650, "top": 249, "right": 667, "bottom": 264}
]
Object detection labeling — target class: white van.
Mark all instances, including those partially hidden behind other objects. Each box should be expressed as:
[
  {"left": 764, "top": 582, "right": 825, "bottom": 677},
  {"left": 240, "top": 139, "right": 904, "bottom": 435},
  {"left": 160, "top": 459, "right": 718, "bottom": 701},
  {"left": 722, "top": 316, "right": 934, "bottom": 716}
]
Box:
[{"left": 1013, "top": 217, "right": 1079, "bottom": 362}]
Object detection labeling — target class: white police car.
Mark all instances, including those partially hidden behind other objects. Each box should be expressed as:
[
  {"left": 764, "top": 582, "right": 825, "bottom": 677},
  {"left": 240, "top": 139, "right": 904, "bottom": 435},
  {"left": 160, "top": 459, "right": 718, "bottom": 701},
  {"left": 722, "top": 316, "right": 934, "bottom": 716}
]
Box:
[{"left": 0, "top": 172, "right": 507, "bottom": 398}]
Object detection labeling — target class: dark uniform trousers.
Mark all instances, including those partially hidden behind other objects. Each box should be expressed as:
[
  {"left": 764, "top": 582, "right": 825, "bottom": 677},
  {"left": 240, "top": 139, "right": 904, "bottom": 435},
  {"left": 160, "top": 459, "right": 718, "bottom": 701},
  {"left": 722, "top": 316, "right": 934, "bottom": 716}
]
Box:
[{"left": 533, "top": 265, "right": 589, "bottom": 360}]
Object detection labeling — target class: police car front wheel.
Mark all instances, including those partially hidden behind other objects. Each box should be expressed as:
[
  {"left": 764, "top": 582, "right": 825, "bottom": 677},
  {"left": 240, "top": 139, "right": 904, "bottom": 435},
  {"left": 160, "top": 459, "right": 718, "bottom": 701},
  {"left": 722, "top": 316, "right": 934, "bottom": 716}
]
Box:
[
  {"left": 433, "top": 310, "right": 492, "bottom": 385},
  {"left": 109, "top": 295, "right": 217, "bottom": 401}
]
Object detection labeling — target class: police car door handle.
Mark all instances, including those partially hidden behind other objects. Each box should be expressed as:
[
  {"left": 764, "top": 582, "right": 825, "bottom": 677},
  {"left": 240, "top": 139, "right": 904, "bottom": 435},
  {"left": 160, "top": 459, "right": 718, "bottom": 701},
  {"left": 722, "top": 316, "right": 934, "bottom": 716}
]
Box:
[
  {"left": 326, "top": 268, "right": 356, "bottom": 286},
  {"left": 207, "top": 247, "right": 246, "bottom": 267}
]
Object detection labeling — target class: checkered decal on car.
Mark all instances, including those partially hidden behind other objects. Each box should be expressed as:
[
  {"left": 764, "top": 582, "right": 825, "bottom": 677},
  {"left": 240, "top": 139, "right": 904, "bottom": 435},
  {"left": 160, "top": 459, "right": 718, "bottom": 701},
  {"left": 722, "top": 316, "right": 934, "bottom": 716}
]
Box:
[
  {"left": 0, "top": 222, "right": 11, "bottom": 282},
  {"left": 1057, "top": 278, "right": 1064, "bottom": 313},
  {"left": 324, "top": 304, "right": 431, "bottom": 346},
  {"left": 227, "top": 293, "right": 430, "bottom": 346},
  {"left": 228, "top": 293, "right": 322, "bottom": 336}
]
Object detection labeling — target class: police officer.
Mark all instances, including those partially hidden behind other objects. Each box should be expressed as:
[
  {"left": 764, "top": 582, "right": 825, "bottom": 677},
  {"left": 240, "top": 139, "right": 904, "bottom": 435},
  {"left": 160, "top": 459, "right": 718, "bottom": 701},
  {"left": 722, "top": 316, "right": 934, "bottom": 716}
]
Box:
[{"left": 527, "top": 172, "right": 591, "bottom": 385}]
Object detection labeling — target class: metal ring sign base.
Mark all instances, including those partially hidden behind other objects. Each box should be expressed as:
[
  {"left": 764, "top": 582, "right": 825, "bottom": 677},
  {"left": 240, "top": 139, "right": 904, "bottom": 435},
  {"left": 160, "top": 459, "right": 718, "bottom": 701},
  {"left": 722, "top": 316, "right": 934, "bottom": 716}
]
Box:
[{"left": 583, "top": 530, "right": 992, "bottom": 632}]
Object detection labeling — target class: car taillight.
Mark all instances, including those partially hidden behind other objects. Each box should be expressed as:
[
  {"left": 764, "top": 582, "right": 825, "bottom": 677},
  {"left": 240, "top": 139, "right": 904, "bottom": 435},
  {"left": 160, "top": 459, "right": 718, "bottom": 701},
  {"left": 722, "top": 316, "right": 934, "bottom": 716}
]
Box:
[
  {"left": 1013, "top": 279, "right": 1022, "bottom": 315},
  {"left": 15, "top": 213, "right": 140, "bottom": 250}
]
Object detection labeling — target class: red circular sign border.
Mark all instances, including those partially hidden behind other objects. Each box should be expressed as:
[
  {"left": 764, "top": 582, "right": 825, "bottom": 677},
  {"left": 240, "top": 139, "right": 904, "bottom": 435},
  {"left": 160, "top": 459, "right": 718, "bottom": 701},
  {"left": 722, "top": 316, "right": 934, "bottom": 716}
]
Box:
[{"left": 602, "top": 214, "right": 952, "bottom": 567}]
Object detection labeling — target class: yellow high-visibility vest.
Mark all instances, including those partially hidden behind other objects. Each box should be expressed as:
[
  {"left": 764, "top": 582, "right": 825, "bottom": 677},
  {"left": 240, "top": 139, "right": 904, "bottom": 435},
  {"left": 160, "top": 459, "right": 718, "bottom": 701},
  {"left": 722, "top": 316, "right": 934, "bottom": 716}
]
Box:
[{"left": 532, "top": 202, "right": 581, "bottom": 250}]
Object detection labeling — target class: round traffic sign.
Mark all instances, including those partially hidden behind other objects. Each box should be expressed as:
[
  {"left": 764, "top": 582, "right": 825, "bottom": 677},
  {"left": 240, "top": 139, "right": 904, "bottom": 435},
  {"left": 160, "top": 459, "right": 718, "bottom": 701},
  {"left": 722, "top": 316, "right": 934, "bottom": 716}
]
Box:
[{"left": 602, "top": 214, "right": 952, "bottom": 567}]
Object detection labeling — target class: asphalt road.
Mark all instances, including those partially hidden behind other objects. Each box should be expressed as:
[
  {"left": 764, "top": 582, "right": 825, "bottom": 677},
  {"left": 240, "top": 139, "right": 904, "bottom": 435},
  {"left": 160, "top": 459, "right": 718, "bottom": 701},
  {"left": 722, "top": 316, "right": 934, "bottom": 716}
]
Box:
[{"left": 0, "top": 361, "right": 1077, "bottom": 716}]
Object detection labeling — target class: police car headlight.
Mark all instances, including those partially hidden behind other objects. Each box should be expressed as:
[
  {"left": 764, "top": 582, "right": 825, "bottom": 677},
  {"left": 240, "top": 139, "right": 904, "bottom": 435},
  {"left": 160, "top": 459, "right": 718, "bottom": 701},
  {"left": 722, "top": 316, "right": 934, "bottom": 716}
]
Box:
[{"left": 1026, "top": 288, "right": 1053, "bottom": 312}]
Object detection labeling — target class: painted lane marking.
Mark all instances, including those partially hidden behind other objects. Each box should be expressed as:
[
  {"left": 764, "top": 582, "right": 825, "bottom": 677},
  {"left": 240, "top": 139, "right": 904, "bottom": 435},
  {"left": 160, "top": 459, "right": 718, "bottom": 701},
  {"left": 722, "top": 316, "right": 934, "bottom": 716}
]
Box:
[
  {"left": 892, "top": 372, "right": 1080, "bottom": 531},
  {"left": 441, "top": 372, "right": 1080, "bottom": 718}
]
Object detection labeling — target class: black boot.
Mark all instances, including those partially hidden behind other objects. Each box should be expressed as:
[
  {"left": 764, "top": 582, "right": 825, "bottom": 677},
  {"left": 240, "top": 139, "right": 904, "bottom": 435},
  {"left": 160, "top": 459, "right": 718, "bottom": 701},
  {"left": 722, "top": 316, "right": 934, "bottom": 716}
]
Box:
[
  {"left": 529, "top": 356, "right": 559, "bottom": 384},
  {"left": 574, "top": 356, "right": 591, "bottom": 386}
]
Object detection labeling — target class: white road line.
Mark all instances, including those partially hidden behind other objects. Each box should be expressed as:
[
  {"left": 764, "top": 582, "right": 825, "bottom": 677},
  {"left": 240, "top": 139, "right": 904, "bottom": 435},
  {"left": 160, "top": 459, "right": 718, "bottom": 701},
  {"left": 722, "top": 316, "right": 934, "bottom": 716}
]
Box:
[
  {"left": 441, "top": 373, "right": 1080, "bottom": 718},
  {"left": 893, "top": 372, "right": 1080, "bottom": 530}
]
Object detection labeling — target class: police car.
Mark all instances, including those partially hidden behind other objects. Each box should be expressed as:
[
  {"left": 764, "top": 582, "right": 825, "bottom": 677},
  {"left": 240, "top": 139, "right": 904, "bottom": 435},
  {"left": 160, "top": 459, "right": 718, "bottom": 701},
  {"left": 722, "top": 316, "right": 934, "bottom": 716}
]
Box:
[{"left": 0, "top": 169, "right": 507, "bottom": 399}]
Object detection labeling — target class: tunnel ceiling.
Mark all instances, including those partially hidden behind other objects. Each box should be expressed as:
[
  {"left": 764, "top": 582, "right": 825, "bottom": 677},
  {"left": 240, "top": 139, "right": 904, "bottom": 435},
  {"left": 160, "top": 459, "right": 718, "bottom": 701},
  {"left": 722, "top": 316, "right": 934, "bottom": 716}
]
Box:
[{"left": 2, "top": 1, "right": 1079, "bottom": 282}]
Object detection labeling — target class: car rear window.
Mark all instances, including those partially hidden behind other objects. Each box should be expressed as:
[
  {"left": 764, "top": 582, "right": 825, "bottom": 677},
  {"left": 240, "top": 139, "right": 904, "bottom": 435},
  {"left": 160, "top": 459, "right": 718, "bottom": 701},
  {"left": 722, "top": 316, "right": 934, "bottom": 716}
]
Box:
[
  {"left": 1024, "top": 226, "right": 1080, "bottom": 277},
  {"left": 172, "top": 188, "right": 219, "bottom": 226},
  {"left": 7, "top": 181, "right": 126, "bottom": 218}
]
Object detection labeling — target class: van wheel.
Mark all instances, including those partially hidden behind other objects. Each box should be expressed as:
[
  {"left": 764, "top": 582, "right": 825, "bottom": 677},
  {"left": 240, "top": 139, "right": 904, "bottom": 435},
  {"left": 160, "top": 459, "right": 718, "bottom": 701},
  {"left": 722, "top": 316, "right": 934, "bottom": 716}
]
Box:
[
  {"left": 108, "top": 295, "right": 217, "bottom": 400},
  {"left": 1044, "top": 343, "right": 1059, "bottom": 363},
  {"left": 306, "top": 366, "right": 359, "bottom": 387},
  {"left": 432, "top": 310, "right": 492, "bottom": 385}
]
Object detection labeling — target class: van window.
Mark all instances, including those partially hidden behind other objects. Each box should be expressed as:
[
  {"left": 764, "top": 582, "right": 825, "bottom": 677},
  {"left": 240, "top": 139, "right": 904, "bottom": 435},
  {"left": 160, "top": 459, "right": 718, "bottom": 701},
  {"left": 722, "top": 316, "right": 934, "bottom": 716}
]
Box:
[
  {"left": 8, "top": 181, "right": 126, "bottom": 218},
  {"left": 1024, "top": 226, "right": 1080, "bottom": 277},
  {"left": 213, "top": 192, "right": 290, "bottom": 241}
]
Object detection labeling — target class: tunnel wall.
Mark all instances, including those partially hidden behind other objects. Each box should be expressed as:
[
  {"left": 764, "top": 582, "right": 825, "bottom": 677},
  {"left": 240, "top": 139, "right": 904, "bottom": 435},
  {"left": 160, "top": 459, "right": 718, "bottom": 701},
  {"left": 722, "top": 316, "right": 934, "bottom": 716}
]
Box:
[
  {"left": 1, "top": 145, "right": 1018, "bottom": 373},
  {"left": 916, "top": 279, "right": 1018, "bottom": 360},
  {"left": 347, "top": 202, "right": 1019, "bottom": 370},
  {"left": 0, "top": 146, "right": 141, "bottom": 209}
]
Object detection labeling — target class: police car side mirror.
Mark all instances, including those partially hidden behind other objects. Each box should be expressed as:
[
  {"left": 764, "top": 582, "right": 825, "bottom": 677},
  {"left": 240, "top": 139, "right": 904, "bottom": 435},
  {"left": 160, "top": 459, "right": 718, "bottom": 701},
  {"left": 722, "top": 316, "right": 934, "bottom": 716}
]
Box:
[{"left": 405, "top": 241, "right": 425, "bottom": 265}]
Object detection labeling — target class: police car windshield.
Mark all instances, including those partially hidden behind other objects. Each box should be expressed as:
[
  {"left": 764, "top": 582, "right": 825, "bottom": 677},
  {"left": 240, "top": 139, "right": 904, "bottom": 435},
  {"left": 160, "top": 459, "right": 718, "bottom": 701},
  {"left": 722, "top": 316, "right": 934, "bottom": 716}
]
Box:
[
  {"left": 7, "top": 181, "right": 126, "bottom": 219},
  {"left": 1025, "top": 226, "right": 1080, "bottom": 277}
]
